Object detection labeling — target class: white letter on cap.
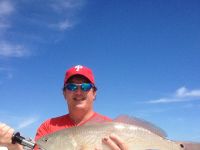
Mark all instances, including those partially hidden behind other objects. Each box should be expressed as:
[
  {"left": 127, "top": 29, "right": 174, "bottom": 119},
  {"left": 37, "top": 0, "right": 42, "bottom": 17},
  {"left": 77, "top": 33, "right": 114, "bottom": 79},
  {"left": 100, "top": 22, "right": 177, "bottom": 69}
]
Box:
[{"left": 75, "top": 65, "right": 83, "bottom": 71}]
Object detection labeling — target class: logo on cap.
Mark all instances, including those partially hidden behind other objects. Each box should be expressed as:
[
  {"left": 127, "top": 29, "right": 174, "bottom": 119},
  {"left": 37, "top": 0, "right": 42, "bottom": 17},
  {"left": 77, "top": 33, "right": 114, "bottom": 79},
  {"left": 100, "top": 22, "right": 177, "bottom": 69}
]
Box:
[{"left": 74, "top": 65, "right": 83, "bottom": 71}]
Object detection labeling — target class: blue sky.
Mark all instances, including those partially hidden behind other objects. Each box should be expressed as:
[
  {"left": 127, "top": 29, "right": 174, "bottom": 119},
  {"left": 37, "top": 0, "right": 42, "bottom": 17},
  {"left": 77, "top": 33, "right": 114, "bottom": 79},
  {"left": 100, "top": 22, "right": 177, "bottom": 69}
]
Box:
[{"left": 0, "top": 0, "right": 200, "bottom": 144}]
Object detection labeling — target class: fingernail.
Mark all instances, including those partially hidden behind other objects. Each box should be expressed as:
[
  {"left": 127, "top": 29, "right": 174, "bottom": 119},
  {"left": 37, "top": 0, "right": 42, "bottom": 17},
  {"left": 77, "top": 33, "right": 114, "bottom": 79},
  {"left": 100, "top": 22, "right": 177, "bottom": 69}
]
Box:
[
  {"left": 103, "top": 137, "right": 108, "bottom": 142},
  {"left": 110, "top": 133, "right": 115, "bottom": 137}
]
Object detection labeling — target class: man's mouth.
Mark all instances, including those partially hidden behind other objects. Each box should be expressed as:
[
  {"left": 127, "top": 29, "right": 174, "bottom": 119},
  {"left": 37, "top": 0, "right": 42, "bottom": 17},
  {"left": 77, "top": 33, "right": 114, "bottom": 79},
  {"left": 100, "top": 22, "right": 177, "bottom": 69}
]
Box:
[{"left": 73, "top": 97, "right": 86, "bottom": 101}]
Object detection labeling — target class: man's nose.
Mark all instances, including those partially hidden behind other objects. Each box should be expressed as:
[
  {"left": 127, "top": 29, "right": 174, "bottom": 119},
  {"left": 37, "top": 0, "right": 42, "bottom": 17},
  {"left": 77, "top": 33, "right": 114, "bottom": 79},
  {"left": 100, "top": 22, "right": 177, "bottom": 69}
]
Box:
[{"left": 74, "top": 87, "right": 82, "bottom": 94}]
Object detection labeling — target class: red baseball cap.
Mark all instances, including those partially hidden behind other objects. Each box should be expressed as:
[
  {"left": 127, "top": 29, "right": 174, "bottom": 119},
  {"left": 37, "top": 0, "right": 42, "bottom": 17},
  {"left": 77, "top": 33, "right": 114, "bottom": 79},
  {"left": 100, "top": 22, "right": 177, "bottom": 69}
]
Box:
[{"left": 64, "top": 65, "right": 95, "bottom": 85}]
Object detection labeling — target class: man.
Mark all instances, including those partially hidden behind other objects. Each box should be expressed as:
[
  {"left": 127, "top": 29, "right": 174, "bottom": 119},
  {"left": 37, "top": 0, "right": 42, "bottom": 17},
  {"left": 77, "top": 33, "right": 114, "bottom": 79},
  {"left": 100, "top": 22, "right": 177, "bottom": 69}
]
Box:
[{"left": 0, "top": 65, "right": 127, "bottom": 150}]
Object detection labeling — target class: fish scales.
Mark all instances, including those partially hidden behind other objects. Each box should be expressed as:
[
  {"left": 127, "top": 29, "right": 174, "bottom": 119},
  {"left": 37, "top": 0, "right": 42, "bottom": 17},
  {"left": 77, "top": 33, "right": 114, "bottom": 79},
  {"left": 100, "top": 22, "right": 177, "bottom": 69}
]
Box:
[{"left": 37, "top": 122, "right": 183, "bottom": 150}]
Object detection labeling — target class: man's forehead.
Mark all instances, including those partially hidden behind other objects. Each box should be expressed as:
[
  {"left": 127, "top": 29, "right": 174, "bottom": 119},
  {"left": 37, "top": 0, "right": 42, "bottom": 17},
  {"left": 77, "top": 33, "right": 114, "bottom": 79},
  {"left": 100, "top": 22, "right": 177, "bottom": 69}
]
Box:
[{"left": 68, "top": 75, "right": 90, "bottom": 82}]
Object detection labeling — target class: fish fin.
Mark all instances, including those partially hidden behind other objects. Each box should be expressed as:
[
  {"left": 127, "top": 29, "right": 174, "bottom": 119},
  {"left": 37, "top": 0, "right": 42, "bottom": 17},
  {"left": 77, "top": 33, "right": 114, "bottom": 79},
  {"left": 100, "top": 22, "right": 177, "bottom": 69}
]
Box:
[
  {"left": 175, "top": 141, "right": 200, "bottom": 150},
  {"left": 82, "top": 121, "right": 104, "bottom": 127},
  {"left": 113, "top": 115, "right": 167, "bottom": 138}
]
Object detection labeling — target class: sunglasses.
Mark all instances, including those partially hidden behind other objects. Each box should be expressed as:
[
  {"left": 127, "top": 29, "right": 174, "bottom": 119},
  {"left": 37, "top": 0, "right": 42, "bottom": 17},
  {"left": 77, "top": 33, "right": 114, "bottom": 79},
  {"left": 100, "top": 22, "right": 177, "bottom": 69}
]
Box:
[{"left": 64, "top": 83, "right": 94, "bottom": 91}]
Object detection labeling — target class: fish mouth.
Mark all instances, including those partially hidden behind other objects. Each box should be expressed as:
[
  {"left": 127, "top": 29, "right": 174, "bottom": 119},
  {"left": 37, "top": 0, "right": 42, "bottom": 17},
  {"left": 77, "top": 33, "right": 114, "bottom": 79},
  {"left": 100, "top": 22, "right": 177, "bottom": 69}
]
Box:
[
  {"left": 36, "top": 142, "right": 48, "bottom": 150},
  {"left": 37, "top": 145, "right": 48, "bottom": 150},
  {"left": 39, "top": 148, "right": 48, "bottom": 150}
]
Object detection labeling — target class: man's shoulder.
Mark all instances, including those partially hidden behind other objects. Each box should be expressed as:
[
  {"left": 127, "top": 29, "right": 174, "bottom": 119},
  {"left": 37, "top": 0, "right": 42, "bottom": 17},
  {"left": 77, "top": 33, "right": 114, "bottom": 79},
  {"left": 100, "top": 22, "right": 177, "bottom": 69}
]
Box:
[
  {"left": 50, "top": 114, "right": 69, "bottom": 122},
  {"left": 41, "top": 114, "right": 70, "bottom": 126},
  {"left": 35, "top": 114, "right": 71, "bottom": 140}
]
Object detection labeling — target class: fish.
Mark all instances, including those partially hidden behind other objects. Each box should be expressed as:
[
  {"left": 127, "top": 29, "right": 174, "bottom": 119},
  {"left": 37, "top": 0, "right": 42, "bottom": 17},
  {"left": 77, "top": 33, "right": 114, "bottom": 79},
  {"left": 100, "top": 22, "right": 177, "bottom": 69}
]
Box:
[{"left": 36, "top": 116, "right": 197, "bottom": 150}]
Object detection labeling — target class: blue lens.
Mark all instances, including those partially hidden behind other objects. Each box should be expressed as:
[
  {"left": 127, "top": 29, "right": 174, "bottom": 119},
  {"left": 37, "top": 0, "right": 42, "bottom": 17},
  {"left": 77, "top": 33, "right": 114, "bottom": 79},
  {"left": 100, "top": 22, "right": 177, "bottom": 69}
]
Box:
[
  {"left": 66, "top": 83, "right": 78, "bottom": 91},
  {"left": 81, "top": 83, "right": 93, "bottom": 91},
  {"left": 65, "top": 83, "right": 93, "bottom": 91}
]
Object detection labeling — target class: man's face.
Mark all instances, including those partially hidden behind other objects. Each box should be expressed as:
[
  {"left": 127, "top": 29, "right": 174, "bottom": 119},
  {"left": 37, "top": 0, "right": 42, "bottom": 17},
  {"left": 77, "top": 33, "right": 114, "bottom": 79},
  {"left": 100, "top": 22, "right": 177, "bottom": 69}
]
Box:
[{"left": 63, "top": 75, "right": 96, "bottom": 112}]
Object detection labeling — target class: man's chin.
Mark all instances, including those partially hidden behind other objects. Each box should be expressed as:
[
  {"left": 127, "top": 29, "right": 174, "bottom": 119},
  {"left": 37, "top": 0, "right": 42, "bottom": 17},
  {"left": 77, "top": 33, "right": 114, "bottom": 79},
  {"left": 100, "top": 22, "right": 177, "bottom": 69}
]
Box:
[{"left": 73, "top": 103, "right": 86, "bottom": 109}]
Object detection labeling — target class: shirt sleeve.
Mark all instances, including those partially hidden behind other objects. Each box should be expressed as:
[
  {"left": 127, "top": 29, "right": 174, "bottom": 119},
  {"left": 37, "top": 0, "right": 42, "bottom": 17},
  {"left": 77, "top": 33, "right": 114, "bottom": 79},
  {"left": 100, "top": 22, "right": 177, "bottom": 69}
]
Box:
[{"left": 34, "top": 120, "right": 51, "bottom": 150}]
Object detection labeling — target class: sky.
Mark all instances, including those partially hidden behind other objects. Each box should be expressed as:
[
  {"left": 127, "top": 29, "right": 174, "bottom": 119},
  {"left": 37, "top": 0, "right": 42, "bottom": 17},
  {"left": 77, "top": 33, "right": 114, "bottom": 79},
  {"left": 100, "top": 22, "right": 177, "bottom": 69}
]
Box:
[{"left": 0, "top": 0, "right": 200, "bottom": 146}]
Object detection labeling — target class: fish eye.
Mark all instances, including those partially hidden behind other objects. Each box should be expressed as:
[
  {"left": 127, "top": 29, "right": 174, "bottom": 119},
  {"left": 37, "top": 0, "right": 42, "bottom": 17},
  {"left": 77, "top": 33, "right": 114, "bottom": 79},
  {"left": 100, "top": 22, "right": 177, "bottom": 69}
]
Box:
[{"left": 43, "top": 137, "right": 48, "bottom": 142}]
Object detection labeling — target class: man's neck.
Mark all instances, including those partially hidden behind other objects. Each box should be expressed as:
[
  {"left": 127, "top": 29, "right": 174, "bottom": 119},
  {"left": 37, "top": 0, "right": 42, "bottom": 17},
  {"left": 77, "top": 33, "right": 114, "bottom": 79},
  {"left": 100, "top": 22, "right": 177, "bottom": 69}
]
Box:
[{"left": 69, "top": 110, "right": 95, "bottom": 125}]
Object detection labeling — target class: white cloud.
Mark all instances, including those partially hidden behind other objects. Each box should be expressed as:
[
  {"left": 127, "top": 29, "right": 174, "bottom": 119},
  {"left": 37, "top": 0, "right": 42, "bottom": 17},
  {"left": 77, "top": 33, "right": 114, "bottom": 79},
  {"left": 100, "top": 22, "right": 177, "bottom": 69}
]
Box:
[
  {"left": 0, "top": 111, "right": 39, "bottom": 130},
  {"left": 0, "top": 0, "right": 14, "bottom": 16},
  {"left": 59, "top": 20, "right": 73, "bottom": 30},
  {"left": 51, "top": 19, "right": 74, "bottom": 31},
  {"left": 0, "top": 41, "right": 29, "bottom": 57},
  {"left": 148, "top": 98, "right": 181, "bottom": 104},
  {"left": 51, "top": 0, "right": 84, "bottom": 12},
  {"left": 0, "top": 1, "right": 29, "bottom": 59},
  {"left": 0, "top": 0, "right": 14, "bottom": 30},
  {"left": 147, "top": 87, "right": 200, "bottom": 104},
  {"left": 50, "top": 0, "right": 85, "bottom": 30},
  {"left": 16, "top": 116, "right": 39, "bottom": 130},
  {"left": 175, "top": 86, "right": 200, "bottom": 97},
  {"left": 0, "top": 0, "right": 86, "bottom": 59}
]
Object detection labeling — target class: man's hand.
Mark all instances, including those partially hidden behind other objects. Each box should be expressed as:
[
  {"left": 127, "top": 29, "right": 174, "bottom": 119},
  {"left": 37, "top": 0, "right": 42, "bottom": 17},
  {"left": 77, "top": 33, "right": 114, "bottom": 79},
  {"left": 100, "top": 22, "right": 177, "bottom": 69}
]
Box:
[
  {"left": 102, "top": 134, "right": 128, "bottom": 150},
  {"left": 0, "top": 123, "right": 23, "bottom": 150}
]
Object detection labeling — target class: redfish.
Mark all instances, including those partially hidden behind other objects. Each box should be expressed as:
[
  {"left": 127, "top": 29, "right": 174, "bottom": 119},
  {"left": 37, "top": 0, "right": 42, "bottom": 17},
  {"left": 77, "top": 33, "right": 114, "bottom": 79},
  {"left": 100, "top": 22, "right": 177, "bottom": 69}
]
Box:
[{"left": 36, "top": 116, "right": 197, "bottom": 150}]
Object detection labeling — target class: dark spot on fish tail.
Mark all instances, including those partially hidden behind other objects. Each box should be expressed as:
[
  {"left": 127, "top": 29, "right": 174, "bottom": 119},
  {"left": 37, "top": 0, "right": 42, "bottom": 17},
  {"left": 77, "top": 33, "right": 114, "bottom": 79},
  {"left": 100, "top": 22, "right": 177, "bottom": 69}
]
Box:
[{"left": 180, "top": 143, "right": 184, "bottom": 149}]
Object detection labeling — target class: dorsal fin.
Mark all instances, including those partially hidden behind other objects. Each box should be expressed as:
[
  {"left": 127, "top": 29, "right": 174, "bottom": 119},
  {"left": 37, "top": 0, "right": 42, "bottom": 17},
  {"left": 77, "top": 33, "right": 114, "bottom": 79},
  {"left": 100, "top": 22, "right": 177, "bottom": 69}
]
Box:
[
  {"left": 113, "top": 115, "right": 167, "bottom": 138},
  {"left": 81, "top": 114, "right": 112, "bottom": 126}
]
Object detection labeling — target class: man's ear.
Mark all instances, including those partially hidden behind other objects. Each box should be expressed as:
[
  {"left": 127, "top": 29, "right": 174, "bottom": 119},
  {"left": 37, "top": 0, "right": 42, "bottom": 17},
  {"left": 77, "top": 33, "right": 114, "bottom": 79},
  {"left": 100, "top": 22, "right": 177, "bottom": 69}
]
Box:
[
  {"left": 63, "top": 90, "right": 67, "bottom": 99},
  {"left": 93, "top": 90, "right": 97, "bottom": 101}
]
